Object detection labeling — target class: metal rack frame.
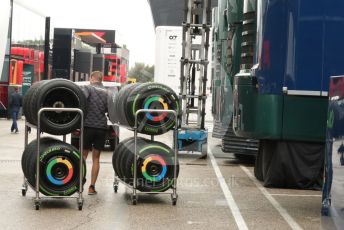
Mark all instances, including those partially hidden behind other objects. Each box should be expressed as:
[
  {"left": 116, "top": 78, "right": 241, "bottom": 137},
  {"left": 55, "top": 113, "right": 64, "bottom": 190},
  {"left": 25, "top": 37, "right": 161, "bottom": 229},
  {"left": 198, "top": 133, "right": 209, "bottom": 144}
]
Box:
[
  {"left": 21, "top": 107, "right": 84, "bottom": 210},
  {"left": 113, "top": 109, "right": 179, "bottom": 205}
]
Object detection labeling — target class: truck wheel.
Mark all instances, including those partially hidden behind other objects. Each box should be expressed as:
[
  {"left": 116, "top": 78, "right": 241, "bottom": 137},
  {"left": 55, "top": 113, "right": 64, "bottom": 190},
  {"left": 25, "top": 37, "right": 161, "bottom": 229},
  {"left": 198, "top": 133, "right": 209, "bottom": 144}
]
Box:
[
  {"left": 234, "top": 154, "right": 255, "bottom": 163},
  {"left": 254, "top": 142, "right": 264, "bottom": 181}
]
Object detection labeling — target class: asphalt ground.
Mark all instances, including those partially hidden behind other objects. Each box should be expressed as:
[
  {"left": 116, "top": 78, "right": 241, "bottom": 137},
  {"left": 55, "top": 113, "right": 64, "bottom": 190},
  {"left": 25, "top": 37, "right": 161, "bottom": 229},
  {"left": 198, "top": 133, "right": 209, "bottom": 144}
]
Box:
[{"left": 0, "top": 118, "right": 322, "bottom": 230}]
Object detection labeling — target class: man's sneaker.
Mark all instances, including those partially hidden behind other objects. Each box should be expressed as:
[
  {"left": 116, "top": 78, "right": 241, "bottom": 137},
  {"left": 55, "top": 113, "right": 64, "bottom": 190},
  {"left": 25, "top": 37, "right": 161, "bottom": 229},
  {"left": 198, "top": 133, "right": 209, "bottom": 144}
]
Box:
[
  {"left": 15, "top": 130, "right": 19, "bottom": 134},
  {"left": 88, "top": 185, "right": 97, "bottom": 195}
]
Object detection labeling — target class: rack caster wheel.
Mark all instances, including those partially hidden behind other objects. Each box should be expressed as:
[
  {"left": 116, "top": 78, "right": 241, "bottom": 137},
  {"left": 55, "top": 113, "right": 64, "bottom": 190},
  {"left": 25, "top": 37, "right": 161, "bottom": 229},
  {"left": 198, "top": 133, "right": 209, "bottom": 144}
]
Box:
[
  {"left": 35, "top": 203, "right": 40, "bottom": 210},
  {"left": 131, "top": 195, "right": 137, "bottom": 205},
  {"left": 113, "top": 183, "right": 118, "bottom": 193},
  {"left": 77, "top": 199, "right": 83, "bottom": 210},
  {"left": 171, "top": 194, "right": 178, "bottom": 206},
  {"left": 21, "top": 189, "right": 26, "bottom": 196}
]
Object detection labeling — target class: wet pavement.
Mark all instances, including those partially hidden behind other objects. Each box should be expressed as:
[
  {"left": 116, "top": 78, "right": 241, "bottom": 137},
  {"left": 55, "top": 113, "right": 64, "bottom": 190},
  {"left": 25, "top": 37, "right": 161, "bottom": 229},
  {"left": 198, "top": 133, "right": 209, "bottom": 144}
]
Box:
[{"left": 0, "top": 118, "right": 322, "bottom": 229}]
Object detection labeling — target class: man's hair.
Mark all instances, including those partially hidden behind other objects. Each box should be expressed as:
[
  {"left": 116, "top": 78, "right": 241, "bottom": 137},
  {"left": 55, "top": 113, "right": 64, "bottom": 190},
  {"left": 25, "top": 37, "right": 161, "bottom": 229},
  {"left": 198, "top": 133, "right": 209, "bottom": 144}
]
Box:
[{"left": 90, "top": 71, "right": 103, "bottom": 83}]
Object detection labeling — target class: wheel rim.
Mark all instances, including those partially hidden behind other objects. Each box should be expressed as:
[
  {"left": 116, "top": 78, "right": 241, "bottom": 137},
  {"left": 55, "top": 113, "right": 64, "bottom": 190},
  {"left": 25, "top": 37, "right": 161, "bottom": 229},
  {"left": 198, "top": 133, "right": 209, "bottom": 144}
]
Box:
[
  {"left": 143, "top": 96, "right": 168, "bottom": 122},
  {"left": 46, "top": 157, "right": 74, "bottom": 185},
  {"left": 141, "top": 154, "right": 167, "bottom": 182},
  {"left": 42, "top": 87, "right": 80, "bottom": 125}
]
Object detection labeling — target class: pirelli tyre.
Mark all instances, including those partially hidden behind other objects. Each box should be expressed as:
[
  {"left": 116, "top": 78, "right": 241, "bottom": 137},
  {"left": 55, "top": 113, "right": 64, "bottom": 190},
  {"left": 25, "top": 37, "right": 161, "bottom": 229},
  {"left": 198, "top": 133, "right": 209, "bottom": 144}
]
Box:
[
  {"left": 21, "top": 137, "right": 86, "bottom": 196},
  {"left": 113, "top": 137, "right": 179, "bottom": 192},
  {"left": 23, "top": 80, "right": 47, "bottom": 125},
  {"left": 108, "top": 83, "right": 179, "bottom": 135},
  {"left": 107, "top": 84, "right": 120, "bottom": 125},
  {"left": 126, "top": 83, "right": 179, "bottom": 135},
  {"left": 115, "top": 83, "right": 141, "bottom": 126},
  {"left": 23, "top": 79, "right": 86, "bottom": 135},
  {"left": 118, "top": 137, "right": 147, "bottom": 185},
  {"left": 112, "top": 137, "right": 133, "bottom": 179},
  {"left": 136, "top": 139, "right": 179, "bottom": 192}
]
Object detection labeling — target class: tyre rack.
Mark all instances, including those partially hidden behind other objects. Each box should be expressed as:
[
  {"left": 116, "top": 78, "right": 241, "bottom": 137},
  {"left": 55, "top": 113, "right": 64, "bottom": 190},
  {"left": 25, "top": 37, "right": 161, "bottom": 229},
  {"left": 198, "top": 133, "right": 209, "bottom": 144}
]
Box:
[
  {"left": 113, "top": 109, "right": 179, "bottom": 205},
  {"left": 21, "top": 107, "right": 84, "bottom": 210}
]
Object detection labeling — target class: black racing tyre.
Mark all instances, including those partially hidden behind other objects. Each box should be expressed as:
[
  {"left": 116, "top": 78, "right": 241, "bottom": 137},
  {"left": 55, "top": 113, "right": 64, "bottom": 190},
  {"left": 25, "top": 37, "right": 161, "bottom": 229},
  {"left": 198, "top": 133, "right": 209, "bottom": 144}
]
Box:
[
  {"left": 112, "top": 141, "right": 124, "bottom": 178},
  {"left": 114, "top": 137, "right": 179, "bottom": 192},
  {"left": 126, "top": 83, "right": 179, "bottom": 135},
  {"left": 23, "top": 80, "right": 47, "bottom": 124},
  {"left": 107, "top": 86, "right": 120, "bottom": 124},
  {"left": 29, "top": 80, "right": 49, "bottom": 125},
  {"left": 113, "top": 137, "right": 144, "bottom": 183},
  {"left": 24, "top": 79, "right": 86, "bottom": 135},
  {"left": 117, "top": 138, "right": 134, "bottom": 183},
  {"left": 22, "top": 137, "right": 86, "bottom": 196},
  {"left": 36, "top": 79, "right": 87, "bottom": 135},
  {"left": 22, "top": 80, "right": 35, "bottom": 122},
  {"left": 121, "top": 139, "right": 136, "bottom": 185},
  {"left": 113, "top": 138, "right": 133, "bottom": 178},
  {"left": 112, "top": 138, "right": 133, "bottom": 179},
  {"left": 120, "top": 137, "right": 148, "bottom": 185},
  {"left": 21, "top": 137, "right": 54, "bottom": 179},
  {"left": 135, "top": 140, "right": 179, "bottom": 192},
  {"left": 25, "top": 138, "right": 59, "bottom": 190},
  {"left": 117, "top": 83, "right": 140, "bottom": 126},
  {"left": 117, "top": 138, "right": 143, "bottom": 183}
]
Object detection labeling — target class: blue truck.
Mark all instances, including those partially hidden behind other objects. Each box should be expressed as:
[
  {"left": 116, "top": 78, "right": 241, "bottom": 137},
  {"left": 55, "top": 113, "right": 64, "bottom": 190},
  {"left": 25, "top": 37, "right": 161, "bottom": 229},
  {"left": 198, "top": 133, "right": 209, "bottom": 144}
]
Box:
[{"left": 231, "top": 0, "right": 344, "bottom": 189}]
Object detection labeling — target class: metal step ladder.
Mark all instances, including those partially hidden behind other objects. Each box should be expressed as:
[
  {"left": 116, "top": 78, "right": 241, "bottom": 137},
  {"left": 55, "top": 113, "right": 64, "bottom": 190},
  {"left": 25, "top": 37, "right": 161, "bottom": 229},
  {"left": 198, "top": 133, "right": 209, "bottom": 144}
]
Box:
[{"left": 178, "top": 0, "right": 211, "bottom": 158}]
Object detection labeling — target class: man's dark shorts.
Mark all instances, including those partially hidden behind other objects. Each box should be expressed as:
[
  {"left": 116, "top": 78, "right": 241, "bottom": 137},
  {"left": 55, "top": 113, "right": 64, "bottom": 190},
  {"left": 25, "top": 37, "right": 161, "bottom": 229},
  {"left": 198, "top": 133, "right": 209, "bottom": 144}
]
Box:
[{"left": 83, "top": 127, "right": 106, "bottom": 151}]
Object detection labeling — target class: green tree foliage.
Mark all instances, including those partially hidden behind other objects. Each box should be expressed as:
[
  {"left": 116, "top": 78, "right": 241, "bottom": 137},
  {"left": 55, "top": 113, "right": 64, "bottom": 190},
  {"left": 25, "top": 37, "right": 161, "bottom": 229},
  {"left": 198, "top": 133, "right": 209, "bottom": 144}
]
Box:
[{"left": 128, "top": 62, "right": 154, "bottom": 83}]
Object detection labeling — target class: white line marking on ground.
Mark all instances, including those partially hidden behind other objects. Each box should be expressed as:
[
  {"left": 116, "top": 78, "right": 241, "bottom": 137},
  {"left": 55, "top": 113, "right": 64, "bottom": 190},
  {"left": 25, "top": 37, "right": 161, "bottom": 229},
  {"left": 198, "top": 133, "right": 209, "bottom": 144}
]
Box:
[
  {"left": 270, "top": 194, "right": 321, "bottom": 197},
  {"left": 240, "top": 166, "right": 303, "bottom": 230},
  {"left": 208, "top": 149, "right": 248, "bottom": 230}
]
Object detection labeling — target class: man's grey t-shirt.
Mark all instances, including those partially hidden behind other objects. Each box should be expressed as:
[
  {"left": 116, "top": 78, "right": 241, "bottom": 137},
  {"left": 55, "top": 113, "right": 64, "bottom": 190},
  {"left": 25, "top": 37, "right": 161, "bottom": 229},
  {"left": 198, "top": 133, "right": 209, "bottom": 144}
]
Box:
[{"left": 82, "top": 83, "right": 108, "bottom": 130}]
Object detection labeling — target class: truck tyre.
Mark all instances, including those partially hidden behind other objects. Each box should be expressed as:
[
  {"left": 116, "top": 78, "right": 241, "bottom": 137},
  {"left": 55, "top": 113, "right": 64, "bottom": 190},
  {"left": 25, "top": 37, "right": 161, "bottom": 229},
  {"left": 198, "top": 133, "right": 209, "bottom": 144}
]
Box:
[
  {"left": 254, "top": 141, "right": 264, "bottom": 181},
  {"left": 234, "top": 153, "right": 255, "bottom": 163}
]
